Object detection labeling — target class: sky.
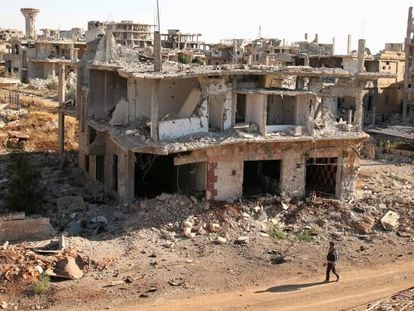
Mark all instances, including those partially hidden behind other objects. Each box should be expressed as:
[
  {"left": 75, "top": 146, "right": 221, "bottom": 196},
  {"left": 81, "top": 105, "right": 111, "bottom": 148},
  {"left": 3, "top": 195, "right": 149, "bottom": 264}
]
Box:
[{"left": 1, "top": 0, "right": 414, "bottom": 54}]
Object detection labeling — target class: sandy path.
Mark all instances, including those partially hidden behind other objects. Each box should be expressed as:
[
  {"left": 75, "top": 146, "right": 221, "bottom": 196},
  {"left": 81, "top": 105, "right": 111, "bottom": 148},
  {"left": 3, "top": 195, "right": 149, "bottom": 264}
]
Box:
[{"left": 114, "top": 259, "right": 414, "bottom": 311}]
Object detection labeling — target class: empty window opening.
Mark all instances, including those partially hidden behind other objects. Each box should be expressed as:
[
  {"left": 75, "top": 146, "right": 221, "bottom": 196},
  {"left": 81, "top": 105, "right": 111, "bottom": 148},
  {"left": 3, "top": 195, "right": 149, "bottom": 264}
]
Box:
[
  {"left": 306, "top": 158, "right": 337, "bottom": 197},
  {"left": 89, "top": 126, "right": 97, "bottom": 145},
  {"left": 134, "top": 154, "right": 203, "bottom": 198},
  {"left": 243, "top": 160, "right": 281, "bottom": 196},
  {"left": 236, "top": 94, "right": 246, "bottom": 123},
  {"left": 367, "top": 96, "right": 373, "bottom": 111},
  {"left": 84, "top": 154, "right": 89, "bottom": 172},
  {"left": 96, "top": 156, "right": 105, "bottom": 183},
  {"left": 337, "top": 97, "right": 355, "bottom": 123},
  {"left": 112, "top": 154, "right": 118, "bottom": 192}
]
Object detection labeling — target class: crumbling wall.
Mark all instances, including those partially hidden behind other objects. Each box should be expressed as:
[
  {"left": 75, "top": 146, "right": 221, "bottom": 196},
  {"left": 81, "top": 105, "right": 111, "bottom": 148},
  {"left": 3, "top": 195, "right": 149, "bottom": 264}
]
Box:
[
  {"left": 129, "top": 77, "right": 153, "bottom": 122},
  {"left": 201, "top": 77, "right": 232, "bottom": 131},
  {"left": 338, "top": 149, "right": 360, "bottom": 200},
  {"left": 0, "top": 215, "right": 54, "bottom": 241},
  {"left": 159, "top": 78, "right": 200, "bottom": 119},
  {"left": 279, "top": 152, "right": 305, "bottom": 198},
  {"left": 159, "top": 116, "right": 208, "bottom": 140},
  {"left": 89, "top": 70, "right": 127, "bottom": 120},
  {"left": 206, "top": 161, "right": 243, "bottom": 201}
]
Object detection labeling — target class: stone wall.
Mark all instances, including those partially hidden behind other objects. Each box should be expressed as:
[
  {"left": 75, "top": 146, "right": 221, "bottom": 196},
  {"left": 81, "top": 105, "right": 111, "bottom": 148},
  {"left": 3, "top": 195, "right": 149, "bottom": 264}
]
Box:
[{"left": 0, "top": 216, "right": 54, "bottom": 242}]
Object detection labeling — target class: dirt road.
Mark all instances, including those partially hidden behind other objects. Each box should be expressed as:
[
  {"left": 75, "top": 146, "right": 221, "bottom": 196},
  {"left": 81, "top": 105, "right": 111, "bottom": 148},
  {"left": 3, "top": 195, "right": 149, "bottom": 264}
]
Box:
[{"left": 113, "top": 259, "right": 414, "bottom": 311}]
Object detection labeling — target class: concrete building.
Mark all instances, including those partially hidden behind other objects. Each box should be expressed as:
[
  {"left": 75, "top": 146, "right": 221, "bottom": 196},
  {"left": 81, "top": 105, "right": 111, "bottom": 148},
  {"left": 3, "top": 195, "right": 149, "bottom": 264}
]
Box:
[
  {"left": 75, "top": 31, "right": 392, "bottom": 203},
  {"left": 3, "top": 8, "right": 86, "bottom": 82}
]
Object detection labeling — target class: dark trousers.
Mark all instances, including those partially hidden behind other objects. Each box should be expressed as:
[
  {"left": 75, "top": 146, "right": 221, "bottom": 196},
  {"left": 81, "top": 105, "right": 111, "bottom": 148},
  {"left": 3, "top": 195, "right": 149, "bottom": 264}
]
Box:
[{"left": 326, "top": 263, "right": 339, "bottom": 281}]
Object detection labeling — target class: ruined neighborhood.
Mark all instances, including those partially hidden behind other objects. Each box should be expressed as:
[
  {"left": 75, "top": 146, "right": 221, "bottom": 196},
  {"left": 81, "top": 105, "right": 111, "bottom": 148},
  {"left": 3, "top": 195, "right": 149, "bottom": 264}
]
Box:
[{"left": 0, "top": 1, "right": 413, "bottom": 310}]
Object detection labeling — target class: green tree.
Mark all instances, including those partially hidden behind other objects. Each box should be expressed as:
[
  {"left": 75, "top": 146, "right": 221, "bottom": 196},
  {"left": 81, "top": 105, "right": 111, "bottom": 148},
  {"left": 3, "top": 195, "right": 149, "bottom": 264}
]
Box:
[{"left": 7, "top": 152, "right": 45, "bottom": 214}]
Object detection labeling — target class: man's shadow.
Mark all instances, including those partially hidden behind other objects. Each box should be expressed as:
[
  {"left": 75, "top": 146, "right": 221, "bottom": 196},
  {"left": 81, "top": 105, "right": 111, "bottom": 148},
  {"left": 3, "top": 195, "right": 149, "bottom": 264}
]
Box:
[{"left": 255, "top": 281, "right": 327, "bottom": 293}]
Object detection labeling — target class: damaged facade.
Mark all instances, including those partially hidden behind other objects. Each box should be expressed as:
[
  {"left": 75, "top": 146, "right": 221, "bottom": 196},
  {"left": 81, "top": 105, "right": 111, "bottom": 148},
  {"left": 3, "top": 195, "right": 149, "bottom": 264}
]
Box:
[{"left": 76, "top": 30, "right": 393, "bottom": 203}]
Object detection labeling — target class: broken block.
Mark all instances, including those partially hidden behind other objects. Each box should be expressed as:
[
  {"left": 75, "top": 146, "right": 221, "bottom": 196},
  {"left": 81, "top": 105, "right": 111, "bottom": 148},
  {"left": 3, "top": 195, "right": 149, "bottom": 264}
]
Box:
[{"left": 381, "top": 211, "right": 400, "bottom": 231}]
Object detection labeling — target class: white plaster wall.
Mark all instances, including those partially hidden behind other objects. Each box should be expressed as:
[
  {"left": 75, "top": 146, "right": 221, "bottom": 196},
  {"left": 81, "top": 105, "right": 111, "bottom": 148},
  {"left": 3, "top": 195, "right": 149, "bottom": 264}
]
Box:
[
  {"left": 215, "top": 161, "right": 243, "bottom": 201},
  {"left": 159, "top": 116, "right": 208, "bottom": 140},
  {"left": 246, "top": 94, "right": 266, "bottom": 134}
]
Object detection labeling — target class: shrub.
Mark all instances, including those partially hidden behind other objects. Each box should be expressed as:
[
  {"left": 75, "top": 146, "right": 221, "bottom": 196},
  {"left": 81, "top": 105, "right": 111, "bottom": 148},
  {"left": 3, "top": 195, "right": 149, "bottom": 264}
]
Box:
[
  {"left": 268, "top": 228, "right": 287, "bottom": 239},
  {"left": 6, "top": 152, "right": 45, "bottom": 214},
  {"left": 296, "top": 230, "right": 315, "bottom": 242},
  {"left": 33, "top": 274, "right": 50, "bottom": 295},
  {"left": 45, "top": 76, "right": 58, "bottom": 90}
]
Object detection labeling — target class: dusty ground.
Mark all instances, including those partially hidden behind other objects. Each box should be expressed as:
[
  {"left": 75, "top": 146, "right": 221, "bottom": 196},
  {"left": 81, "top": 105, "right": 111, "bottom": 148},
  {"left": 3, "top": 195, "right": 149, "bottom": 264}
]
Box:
[{"left": 0, "top": 88, "right": 413, "bottom": 311}]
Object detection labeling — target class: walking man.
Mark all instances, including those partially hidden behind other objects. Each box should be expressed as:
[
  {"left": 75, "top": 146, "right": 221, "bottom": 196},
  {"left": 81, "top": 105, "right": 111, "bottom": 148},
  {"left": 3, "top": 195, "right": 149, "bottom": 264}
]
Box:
[{"left": 324, "top": 241, "right": 340, "bottom": 282}]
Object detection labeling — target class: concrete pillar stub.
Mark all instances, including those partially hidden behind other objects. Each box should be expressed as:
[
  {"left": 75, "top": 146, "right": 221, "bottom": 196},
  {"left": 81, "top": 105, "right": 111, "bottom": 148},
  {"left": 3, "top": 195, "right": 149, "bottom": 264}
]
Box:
[
  {"left": 58, "top": 64, "right": 66, "bottom": 155},
  {"left": 357, "top": 39, "right": 366, "bottom": 73},
  {"left": 151, "top": 80, "right": 160, "bottom": 141}
]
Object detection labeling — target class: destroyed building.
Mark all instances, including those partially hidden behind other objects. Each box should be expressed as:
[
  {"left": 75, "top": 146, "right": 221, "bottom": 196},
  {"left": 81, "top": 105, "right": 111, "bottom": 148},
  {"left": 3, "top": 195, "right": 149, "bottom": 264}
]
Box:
[
  {"left": 404, "top": 6, "right": 414, "bottom": 121},
  {"left": 161, "top": 29, "right": 203, "bottom": 50},
  {"left": 74, "top": 30, "right": 393, "bottom": 203},
  {"left": 39, "top": 27, "right": 85, "bottom": 41},
  {"left": 106, "top": 21, "right": 153, "bottom": 49},
  {"left": 3, "top": 8, "right": 85, "bottom": 82},
  {"left": 297, "top": 40, "right": 405, "bottom": 126}
]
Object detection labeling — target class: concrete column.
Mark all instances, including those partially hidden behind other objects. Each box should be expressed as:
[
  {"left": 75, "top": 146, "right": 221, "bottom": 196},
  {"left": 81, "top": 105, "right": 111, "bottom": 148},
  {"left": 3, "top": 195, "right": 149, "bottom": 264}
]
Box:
[
  {"left": 357, "top": 39, "right": 365, "bottom": 73},
  {"left": 105, "top": 31, "right": 113, "bottom": 62},
  {"left": 347, "top": 34, "right": 352, "bottom": 55},
  {"left": 280, "top": 153, "right": 305, "bottom": 198},
  {"left": 150, "top": 79, "right": 160, "bottom": 141},
  {"left": 154, "top": 31, "right": 162, "bottom": 72},
  {"left": 372, "top": 80, "right": 379, "bottom": 126},
  {"left": 51, "top": 63, "right": 56, "bottom": 78},
  {"left": 332, "top": 37, "right": 336, "bottom": 55},
  {"left": 58, "top": 64, "right": 66, "bottom": 155},
  {"left": 354, "top": 87, "right": 364, "bottom": 129},
  {"left": 304, "top": 54, "right": 310, "bottom": 66}
]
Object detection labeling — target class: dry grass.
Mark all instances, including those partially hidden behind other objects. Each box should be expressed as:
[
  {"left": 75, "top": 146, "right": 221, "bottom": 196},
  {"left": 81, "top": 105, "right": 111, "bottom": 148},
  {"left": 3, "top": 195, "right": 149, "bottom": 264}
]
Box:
[{"left": 1, "top": 91, "right": 78, "bottom": 153}]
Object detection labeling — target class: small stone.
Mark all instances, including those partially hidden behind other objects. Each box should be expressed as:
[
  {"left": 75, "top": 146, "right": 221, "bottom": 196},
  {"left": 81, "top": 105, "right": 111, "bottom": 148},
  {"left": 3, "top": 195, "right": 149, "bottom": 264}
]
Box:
[
  {"left": 91, "top": 216, "right": 108, "bottom": 225},
  {"left": 209, "top": 223, "right": 220, "bottom": 232},
  {"left": 235, "top": 236, "right": 249, "bottom": 245},
  {"left": 1, "top": 301, "right": 8, "bottom": 310},
  {"left": 216, "top": 237, "right": 227, "bottom": 244}
]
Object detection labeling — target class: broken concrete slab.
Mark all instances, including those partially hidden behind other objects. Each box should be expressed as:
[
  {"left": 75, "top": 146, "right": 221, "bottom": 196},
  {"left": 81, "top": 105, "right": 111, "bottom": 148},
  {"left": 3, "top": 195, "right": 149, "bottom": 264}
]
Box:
[
  {"left": 0, "top": 217, "right": 55, "bottom": 242},
  {"left": 46, "top": 256, "right": 84, "bottom": 280},
  {"left": 178, "top": 88, "right": 202, "bottom": 118},
  {"left": 381, "top": 211, "right": 400, "bottom": 231},
  {"left": 109, "top": 98, "right": 129, "bottom": 126}
]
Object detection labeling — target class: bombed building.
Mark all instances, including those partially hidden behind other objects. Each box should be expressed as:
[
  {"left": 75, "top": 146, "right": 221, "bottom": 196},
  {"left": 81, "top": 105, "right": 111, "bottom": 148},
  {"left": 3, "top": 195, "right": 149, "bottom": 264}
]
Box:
[{"left": 73, "top": 29, "right": 394, "bottom": 204}]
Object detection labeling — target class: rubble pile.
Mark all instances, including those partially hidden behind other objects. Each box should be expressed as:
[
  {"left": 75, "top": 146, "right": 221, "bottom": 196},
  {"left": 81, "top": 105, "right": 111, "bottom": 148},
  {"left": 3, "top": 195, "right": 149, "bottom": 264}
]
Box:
[
  {"left": 0, "top": 107, "right": 28, "bottom": 130},
  {"left": 368, "top": 287, "right": 414, "bottom": 311}
]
